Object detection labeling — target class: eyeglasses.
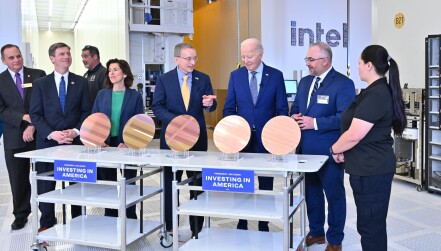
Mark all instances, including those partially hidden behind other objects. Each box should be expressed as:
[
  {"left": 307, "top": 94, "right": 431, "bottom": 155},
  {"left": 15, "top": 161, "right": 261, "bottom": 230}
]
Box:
[
  {"left": 178, "top": 56, "right": 198, "bottom": 62},
  {"left": 304, "top": 57, "right": 327, "bottom": 63}
]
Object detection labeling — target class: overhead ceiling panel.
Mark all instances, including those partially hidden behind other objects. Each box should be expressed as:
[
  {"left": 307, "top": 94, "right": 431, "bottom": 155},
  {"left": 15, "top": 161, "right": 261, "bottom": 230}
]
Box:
[{"left": 35, "top": 0, "right": 86, "bottom": 31}]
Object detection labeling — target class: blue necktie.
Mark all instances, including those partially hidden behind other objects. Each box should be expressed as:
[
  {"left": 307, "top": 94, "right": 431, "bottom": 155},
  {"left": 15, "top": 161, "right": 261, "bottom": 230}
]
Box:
[
  {"left": 309, "top": 77, "right": 321, "bottom": 107},
  {"left": 15, "top": 72, "right": 24, "bottom": 98},
  {"left": 250, "top": 71, "right": 258, "bottom": 105},
  {"left": 59, "top": 76, "right": 66, "bottom": 113}
]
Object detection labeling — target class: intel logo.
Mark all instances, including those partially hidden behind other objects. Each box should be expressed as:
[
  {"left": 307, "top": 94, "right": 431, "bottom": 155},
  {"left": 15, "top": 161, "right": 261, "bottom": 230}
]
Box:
[{"left": 291, "top": 21, "right": 348, "bottom": 48}]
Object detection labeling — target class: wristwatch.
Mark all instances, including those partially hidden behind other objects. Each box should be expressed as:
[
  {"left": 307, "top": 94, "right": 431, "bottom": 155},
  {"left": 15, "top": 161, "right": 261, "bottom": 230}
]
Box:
[{"left": 330, "top": 146, "right": 338, "bottom": 155}]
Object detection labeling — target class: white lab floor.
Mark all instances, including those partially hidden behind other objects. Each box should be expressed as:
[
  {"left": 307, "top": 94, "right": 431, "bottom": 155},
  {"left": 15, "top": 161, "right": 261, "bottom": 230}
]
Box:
[{"left": 1, "top": 138, "right": 441, "bottom": 250}]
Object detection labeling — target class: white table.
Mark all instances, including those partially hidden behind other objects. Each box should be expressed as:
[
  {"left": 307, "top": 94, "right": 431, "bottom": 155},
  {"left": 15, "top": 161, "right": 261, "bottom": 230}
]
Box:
[
  {"left": 159, "top": 151, "right": 328, "bottom": 251},
  {"left": 15, "top": 145, "right": 167, "bottom": 251},
  {"left": 17, "top": 146, "right": 327, "bottom": 251}
]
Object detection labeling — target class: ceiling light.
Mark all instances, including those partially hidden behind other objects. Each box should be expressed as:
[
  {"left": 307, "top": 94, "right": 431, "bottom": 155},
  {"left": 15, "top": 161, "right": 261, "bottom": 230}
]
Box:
[{"left": 71, "top": 0, "right": 88, "bottom": 30}]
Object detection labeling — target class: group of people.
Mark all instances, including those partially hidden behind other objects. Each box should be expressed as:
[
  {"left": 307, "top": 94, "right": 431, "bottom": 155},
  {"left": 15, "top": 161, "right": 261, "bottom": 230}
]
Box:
[
  {"left": 287, "top": 41, "right": 404, "bottom": 251},
  {"left": 0, "top": 42, "right": 144, "bottom": 232},
  {"left": 0, "top": 38, "right": 405, "bottom": 251}
]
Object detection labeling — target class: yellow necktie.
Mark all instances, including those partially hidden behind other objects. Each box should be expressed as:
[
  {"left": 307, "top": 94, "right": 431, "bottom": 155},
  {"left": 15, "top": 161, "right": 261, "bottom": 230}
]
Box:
[{"left": 182, "top": 75, "right": 190, "bottom": 110}]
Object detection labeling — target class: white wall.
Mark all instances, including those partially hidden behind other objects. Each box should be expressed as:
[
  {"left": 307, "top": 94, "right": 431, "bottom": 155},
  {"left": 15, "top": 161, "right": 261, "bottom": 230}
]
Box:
[
  {"left": 0, "top": 0, "right": 21, "bottom": 72},
  {"left": 38, "top": 31, "right": 75, "bottom": 74},
  {"left": 261, "top": 0, "right": 372, "bottom": 89},
  {"left": 373, "top": 0, "right": 441, "bottom": 88},
  {"left": 73, "top": 0, "right": 128, "bottom": 74}
]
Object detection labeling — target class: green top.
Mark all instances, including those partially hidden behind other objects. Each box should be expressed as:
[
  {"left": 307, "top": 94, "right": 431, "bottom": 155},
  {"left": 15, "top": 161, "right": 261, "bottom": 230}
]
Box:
[{"left": 110, "top": 90, "right": 125, "bottom": 137}]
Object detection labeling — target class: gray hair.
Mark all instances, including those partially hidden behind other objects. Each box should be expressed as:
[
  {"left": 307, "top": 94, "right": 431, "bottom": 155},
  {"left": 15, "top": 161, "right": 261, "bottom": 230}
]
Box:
[
  {"left": 310, "top": 42, "right": 332, "bottom": 63},
  {"left": 174, "top": 43, "right": 195, "bottom": 57},
  {"left": 241, "top": 38, "right": 264, "bottom": 54}
]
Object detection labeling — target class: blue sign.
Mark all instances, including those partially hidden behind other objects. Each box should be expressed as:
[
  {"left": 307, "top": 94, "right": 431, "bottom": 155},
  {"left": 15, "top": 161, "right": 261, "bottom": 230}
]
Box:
[
  {"left": 54, "top": 160, "right": 97, "bottom": 183},
  {"left": 202, "top": 168, "right": 254, "bottom": 193}
]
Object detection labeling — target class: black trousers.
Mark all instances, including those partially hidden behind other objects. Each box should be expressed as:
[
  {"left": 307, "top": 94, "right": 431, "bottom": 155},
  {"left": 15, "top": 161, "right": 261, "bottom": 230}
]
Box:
[
  {"left": 163, "top": 166, "right": 204, "bottom": 234},
  {"left": 36, "top": 162, "right": 82, "bottom": 227},
  {"left": 237, "top": 176, "right": 274, "bottom": 231},
  {"left": 99, "top": 167, "right": 137, "bottom": 219},
  {"left": 100, "top": 136, "right": 137, "bottom": 219},
  {"left": 4, "top": 145, "right": 33, "bottom": 219},
  {"left": 349, "top": 172, "right": 394, "bottom": 251}
]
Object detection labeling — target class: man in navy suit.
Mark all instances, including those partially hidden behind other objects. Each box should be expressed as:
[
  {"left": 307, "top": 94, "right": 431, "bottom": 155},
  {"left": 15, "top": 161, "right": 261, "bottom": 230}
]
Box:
[
  {"left": 223, "top": 38, "right": 289, "bottom": 232},
  {"left": 30, "top": 42, "right": 91, "bottom": 232},
  {"left": 152, "top": 42, "right": 217, "bottom": 237},
  {"left": 290, "top": 42, "right": 355, "bottom": 251},
  {"left": 0, "top": 44, "right": 46, "bottom": 230}
]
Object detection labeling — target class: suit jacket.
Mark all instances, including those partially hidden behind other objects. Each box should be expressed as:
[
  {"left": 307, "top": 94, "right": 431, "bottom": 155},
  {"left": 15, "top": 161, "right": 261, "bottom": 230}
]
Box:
[
  {"left": 290, "top": 67, "right": 355, "bottom": 157},
  {"left": 223, "top": 63, "right": 289, "bottom": 153},
  {"left": 0, "top": 67, "right": 46, "bottom": 149},
  {"left": 30, "top": 72, "right": 92, "bottom": 149},
  {"left": 152, "top": 68, "right": 217, "bottom": 151},
  {"left": 92, "top": 88, "right": 144, "bottom": 144}
]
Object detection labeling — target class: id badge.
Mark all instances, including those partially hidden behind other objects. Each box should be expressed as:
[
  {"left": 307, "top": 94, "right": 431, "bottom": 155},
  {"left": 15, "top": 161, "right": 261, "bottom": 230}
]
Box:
[
  {"left": 317, "top": 95, "right": 329, "bottom": 104},
  {"left": 22, "top": 83, "right": 32, "bottom": 88}
]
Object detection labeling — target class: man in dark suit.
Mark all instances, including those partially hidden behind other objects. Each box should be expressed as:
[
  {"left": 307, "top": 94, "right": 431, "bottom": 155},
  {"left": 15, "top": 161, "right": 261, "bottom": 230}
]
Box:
[
  {"left": 290, "top": 42, "right": 355, "bottom": 251},
  {"left": 30, "top": 42, "right": 91, "bottom": 232},
  {"left": 81, "top": 45, "right": 106, "bottom": 104},
  {"left": 152, "top": 42, "right": 217, "bottom": 237},
  {"left": 223, "top": 38, "right": 289, "bottom": 232},
  {"left": 0, "top": 44, "right": 46, "bottom": 230}
]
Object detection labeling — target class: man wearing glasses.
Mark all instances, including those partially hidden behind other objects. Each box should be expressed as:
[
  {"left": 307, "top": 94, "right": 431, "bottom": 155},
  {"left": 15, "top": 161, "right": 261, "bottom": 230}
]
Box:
[
  {"left": 81, "top": 45, "right": 106, "bottom": 104},
  {"left": 152, "top": 42, "right": 217, "bottom": 238},
  {"left": 290, "top": 42, "right": 355, "bottom": 251}
]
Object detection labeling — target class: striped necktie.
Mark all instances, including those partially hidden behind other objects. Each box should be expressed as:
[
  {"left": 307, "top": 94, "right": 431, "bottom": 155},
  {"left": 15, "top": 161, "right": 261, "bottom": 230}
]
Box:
[{"left": 309, "top": 77, "right": 321, "bottom": 106}]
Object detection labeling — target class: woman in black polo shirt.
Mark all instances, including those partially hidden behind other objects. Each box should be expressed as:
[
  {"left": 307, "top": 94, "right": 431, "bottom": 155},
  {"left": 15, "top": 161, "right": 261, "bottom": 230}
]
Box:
[{"left": 330, "top": 45, "right": 406, "bottom": 251}]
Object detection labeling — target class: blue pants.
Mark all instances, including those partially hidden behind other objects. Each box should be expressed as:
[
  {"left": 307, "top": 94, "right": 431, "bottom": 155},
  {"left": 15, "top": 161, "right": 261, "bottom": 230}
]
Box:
[
  {"left": 305, "top": 161, "right": 346, "bottom": 245},
  {"left": 350, "top": 172, "right": 394, "bottom": 251}
]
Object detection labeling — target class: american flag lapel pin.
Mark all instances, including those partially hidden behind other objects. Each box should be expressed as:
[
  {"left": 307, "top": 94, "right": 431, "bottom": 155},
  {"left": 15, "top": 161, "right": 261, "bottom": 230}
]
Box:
[
  {"left": 71, "top": 82, "right": 75, "bottom": 85},
  {"left": 195, "top": 77, "right": 199, "bottom": 80}
]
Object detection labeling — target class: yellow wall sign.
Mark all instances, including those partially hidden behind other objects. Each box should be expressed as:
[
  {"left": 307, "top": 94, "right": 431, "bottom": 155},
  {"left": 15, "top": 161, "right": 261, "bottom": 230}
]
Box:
[{"left": 394, "top": 12, "right": 405, "bottom": 29}]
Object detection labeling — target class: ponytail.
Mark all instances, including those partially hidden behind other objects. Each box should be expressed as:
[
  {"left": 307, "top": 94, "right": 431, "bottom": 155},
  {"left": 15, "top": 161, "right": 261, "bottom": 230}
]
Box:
[
  {"left": 388, "top": 58, "right": 406, "bottom": 136},
  {"left": 360, "top": 45, "right": 406, "bottom": 136}
]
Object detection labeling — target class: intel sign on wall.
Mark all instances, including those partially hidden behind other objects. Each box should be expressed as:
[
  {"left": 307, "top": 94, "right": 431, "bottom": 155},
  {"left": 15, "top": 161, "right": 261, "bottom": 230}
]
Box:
[
  {"left": 261, "top": 0, "right": 371, "bottom": 88},
  {"left": 290, "top": 21, "right": 348, "bottom": 48}
]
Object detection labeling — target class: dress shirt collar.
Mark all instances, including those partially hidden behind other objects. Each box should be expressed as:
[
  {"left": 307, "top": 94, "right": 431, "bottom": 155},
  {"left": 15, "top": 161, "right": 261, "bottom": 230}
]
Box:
[
  {"left": 54, "top": 71, "right": 69, "bottom": 85},
  {"left": 176, "top": 68, "right": 192, "bottom": 85},
  {"left": 7, "top": 67, "right": 24, "bottom": 83},
  {"left": 247, "top": 62, "right": 264, "bottom": 76},
  {"left": 315, "top": 66, "right": 332, "bottom": 84}
]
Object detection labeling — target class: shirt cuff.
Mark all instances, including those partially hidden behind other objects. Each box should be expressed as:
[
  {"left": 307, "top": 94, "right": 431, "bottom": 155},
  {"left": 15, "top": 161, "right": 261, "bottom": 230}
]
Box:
[
  {"left": 73, "top": 128, "right": 80, "bottom": 137},
  {"left": 314, "top": 118, "right": 318, "bottom": 130}
]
